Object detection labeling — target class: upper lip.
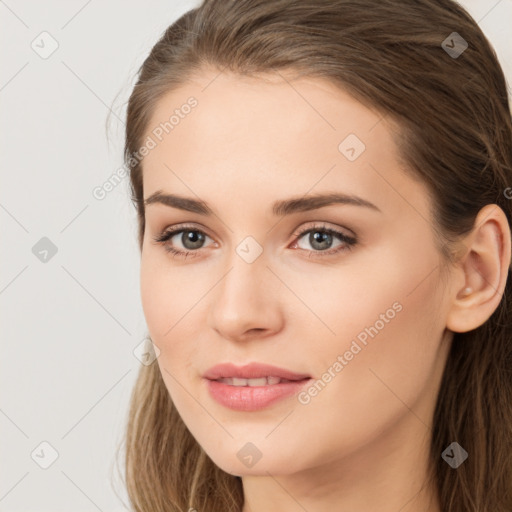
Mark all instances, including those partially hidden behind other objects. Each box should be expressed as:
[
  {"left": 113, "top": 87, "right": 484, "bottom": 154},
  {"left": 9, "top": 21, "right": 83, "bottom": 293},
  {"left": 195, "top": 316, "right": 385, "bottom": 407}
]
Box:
[{"left": 203, "top": 362, "right": 311, "bottom": 381}]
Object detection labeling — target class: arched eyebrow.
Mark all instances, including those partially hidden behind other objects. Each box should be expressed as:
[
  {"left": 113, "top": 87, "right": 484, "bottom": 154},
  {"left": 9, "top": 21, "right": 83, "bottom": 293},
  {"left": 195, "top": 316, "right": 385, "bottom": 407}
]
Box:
[{"left": 144, "top": 191, "right": 381, "bottom": 216}]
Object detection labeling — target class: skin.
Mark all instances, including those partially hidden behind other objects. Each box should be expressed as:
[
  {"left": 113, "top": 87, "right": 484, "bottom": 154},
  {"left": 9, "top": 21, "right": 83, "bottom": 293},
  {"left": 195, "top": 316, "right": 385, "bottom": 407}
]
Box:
[{"left": 139, "top": 69, "right": 511, "bottom": 512}]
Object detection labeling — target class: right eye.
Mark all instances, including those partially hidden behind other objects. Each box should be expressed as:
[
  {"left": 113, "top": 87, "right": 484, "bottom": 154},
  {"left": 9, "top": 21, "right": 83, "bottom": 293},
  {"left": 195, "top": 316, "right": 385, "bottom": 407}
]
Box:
[{"left": 153, "top": 225, "right": 215, "bottom": 258}]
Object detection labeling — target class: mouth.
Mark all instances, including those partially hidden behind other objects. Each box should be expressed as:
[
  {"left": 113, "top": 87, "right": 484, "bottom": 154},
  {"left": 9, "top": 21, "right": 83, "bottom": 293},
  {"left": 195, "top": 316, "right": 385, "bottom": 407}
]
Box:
[
  {"left": 203, "top": 362, "right": 311, "bottom": 382},
  {"left": 203, "top": 362, "right": 312, "bottom": 411},
  {"left": 214, "top": 376, "right": 307, "bottom": 386}
]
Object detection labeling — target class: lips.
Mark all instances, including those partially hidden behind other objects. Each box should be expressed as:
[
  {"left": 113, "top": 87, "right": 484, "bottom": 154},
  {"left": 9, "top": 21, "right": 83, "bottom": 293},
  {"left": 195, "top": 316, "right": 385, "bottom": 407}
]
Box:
[
  {"left": 203, "top": 362, "right": 311, "bottom": 382},
  {"left": 203, "top": 363, "right": 312, "bottom": 411}
]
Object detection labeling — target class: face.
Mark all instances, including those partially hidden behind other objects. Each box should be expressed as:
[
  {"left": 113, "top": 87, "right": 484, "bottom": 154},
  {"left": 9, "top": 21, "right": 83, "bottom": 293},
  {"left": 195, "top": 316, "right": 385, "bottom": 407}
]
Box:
[{"left": 139, "top": 70, "right": 454, "bottom": 477}]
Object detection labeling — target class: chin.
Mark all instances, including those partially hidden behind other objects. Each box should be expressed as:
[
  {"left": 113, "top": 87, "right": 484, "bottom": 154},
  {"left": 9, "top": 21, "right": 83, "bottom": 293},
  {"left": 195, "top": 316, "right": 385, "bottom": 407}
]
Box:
[{"left": 206, "top": 447, "right": 302, "bottom": 477}]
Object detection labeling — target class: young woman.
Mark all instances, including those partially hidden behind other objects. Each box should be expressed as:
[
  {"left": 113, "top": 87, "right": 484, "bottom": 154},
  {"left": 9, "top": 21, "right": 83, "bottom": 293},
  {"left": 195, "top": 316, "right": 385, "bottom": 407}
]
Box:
[{"left": 117, "top": 1, "right": 512, "bottom": 510}]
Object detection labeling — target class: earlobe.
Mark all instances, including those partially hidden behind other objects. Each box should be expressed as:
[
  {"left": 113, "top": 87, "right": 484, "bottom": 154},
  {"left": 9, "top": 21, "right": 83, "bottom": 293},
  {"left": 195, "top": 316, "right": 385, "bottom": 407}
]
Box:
[{"left": 446, "top": 204, "right": 511, "bottom": 334}]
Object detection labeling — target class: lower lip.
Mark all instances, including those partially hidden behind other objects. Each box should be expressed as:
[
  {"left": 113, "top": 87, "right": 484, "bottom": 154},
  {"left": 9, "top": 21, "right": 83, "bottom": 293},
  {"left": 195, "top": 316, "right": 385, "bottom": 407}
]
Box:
[{"left": 204, "top": 378, "right": 312, "bottom": 411}]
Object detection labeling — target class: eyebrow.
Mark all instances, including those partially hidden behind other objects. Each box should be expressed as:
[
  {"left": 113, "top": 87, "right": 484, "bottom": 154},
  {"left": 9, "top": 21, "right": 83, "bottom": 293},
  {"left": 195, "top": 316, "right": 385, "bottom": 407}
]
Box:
[{"left": 144, "top": 190, "right": 381, "bottom": 216}]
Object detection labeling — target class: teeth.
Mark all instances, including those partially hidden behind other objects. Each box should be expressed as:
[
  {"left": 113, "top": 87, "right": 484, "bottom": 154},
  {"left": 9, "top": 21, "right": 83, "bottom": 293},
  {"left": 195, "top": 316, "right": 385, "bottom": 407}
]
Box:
[{"left": 217, "top": 376, "right": 289, "bottom": 386}]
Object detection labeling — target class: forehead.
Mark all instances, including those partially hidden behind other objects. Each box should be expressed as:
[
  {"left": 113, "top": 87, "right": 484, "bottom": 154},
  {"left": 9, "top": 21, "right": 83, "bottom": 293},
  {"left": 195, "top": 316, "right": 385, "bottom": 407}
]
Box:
[
  {"left": 140, "top": 70, "right": 429, "bottom": 222},
  {"left": 145, "top": 70, "right": 388, "bottom": 154}
]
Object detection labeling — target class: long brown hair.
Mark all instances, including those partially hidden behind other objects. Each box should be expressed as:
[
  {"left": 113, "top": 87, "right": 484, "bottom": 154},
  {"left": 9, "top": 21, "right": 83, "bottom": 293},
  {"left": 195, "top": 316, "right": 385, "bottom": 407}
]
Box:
[{"left": 115, "top": 1, "right": 512, "bottom": 510}]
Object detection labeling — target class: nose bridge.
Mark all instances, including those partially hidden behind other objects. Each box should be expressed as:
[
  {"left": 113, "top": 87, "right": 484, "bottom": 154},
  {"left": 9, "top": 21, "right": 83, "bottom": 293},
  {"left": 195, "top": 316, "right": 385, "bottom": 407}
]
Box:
[
  {"left": 217, "top": 239, "right": 270, "bottom": 308},
  {"left": 207, "top": 238, "right": 281, "bottom": 337}
]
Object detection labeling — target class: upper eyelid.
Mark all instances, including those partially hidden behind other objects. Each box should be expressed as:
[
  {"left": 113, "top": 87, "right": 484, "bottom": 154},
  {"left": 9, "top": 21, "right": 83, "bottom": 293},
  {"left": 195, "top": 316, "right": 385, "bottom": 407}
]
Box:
[{"left": 292, "top": 223, "right": 355, "bottom": 239}]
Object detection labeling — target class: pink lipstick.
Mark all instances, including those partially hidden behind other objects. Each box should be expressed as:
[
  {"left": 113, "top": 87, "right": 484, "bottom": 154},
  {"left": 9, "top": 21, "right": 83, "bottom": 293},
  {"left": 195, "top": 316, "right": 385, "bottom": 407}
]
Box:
[{"left": 203, "top": 362, "right": 312, "bottom": 411}]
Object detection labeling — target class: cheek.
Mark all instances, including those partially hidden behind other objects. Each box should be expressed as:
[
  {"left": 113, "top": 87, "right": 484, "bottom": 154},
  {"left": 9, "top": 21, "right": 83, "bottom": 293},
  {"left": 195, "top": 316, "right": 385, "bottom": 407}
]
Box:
[
  {"left": 140, "top": 250, "right": 208, "bottom": 382},
  {"left": 140, "top": 247, "right": 197, "bottom": 338},
  {"left": 292, "top": 254, "right": 446, "bottom": 446},
  {"left": 140, "top": 263, "right": 197, "bottom": 409},
  {"left": 140, "top": 258, "right": 168, "bottom": 338}
]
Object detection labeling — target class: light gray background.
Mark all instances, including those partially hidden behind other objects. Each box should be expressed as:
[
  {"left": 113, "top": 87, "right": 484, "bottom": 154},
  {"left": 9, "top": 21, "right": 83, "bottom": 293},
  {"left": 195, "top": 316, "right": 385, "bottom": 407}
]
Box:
[{"left": 1, "top": 1, "right": 511, "bottom": 510}]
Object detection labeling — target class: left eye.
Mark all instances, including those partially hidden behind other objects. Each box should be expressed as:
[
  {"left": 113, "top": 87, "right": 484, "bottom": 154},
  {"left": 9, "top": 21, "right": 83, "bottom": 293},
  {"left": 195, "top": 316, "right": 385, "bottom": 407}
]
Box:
[
  {"left": 152, "top": 224, "right": 357, "bottom": 259},
  {"left": 293, "top": 227, "right": 356, "bottom": 254}
]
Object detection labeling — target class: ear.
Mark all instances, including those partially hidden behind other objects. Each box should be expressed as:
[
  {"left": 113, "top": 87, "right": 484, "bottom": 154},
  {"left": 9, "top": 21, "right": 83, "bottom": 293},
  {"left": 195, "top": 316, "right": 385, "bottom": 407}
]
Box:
[{"left": 446, "top": 204, "right": 511, "bottom": 333}]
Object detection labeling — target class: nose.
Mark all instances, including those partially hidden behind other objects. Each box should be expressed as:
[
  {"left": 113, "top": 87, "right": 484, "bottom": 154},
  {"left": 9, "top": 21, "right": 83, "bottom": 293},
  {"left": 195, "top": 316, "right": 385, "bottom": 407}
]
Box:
[{"left": 207, "top": 250, "right": 284, "bottom": 342}]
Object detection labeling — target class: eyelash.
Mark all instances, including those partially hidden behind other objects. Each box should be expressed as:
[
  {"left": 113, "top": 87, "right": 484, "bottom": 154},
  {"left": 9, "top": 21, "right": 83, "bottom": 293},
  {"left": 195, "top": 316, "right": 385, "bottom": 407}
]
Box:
[{"left": 152, "top": 223, "right": 357, "bottom": 260}]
